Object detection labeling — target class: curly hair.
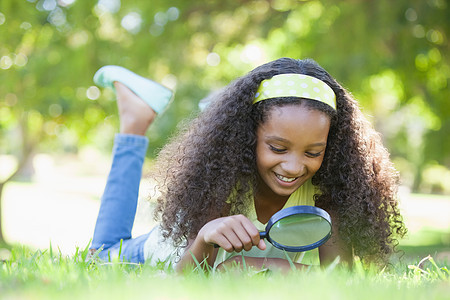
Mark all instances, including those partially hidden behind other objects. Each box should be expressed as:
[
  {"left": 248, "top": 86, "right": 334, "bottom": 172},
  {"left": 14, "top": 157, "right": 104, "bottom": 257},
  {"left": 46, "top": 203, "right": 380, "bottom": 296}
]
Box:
[{"left": 151, "top": 57, "right": 406, "bottom": 263}]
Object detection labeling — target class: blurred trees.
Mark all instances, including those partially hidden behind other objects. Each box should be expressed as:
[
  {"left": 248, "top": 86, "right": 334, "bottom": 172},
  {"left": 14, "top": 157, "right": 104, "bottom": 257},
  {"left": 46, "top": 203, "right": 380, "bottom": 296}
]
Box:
[{"left": 0, "top": 0, "right": 449, "bottom": 243}]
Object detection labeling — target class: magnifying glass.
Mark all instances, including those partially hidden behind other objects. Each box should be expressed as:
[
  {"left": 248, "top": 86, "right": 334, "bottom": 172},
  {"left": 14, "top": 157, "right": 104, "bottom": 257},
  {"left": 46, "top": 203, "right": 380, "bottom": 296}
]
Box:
[
  {"left": 214, "top": 206, "right": 332, "bottom": 252},
  {"left": 260, "top": 205, "right": 332, "bottom": 252}
]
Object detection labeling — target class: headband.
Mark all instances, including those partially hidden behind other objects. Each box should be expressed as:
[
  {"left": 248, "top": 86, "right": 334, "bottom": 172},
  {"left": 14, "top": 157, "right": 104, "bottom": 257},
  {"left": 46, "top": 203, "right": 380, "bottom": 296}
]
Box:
[{"left": 253, "top": 74, "right": 336, "bottom": 110}]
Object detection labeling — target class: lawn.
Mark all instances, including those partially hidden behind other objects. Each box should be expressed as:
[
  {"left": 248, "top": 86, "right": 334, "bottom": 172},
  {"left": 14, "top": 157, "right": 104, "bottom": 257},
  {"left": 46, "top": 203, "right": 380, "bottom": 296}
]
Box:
[{"left": 0, "top": 244, "right": 449, "bottom": 300}]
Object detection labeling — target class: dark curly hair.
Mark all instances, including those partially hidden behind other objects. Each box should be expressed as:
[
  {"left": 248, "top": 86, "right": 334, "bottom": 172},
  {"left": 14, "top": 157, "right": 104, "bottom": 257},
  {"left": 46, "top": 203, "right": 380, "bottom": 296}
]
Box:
[{"left": 151, "top": 57, "right": 406, "bottom": 264}]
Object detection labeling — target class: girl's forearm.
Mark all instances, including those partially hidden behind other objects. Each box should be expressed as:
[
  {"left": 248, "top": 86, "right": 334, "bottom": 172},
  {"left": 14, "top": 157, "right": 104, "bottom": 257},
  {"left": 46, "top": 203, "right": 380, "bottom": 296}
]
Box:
[
  {"left": 175, "top": 237, "right": 217, "bottom": 272},
  {"left": 218, "top": 256, "right": 308, "bottom": 272}
]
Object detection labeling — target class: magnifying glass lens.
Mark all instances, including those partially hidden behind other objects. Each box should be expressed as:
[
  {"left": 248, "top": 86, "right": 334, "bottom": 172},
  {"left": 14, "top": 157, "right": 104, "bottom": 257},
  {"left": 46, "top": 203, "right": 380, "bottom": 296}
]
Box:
[{"left": 269, "top": 214, "right": 331, "bottom": 247}]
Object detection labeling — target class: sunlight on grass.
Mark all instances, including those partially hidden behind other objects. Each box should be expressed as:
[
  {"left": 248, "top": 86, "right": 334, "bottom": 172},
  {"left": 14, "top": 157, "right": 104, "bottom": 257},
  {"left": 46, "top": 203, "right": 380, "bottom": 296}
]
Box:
[{"left": 0, "top": 245, "right": 449, "bottom": 300}]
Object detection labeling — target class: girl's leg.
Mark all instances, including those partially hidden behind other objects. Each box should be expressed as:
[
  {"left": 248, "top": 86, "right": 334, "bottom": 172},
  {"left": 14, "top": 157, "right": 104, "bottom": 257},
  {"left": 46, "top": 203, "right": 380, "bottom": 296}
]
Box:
[
  {"left": 90, "top": 82, "right": 158, "bottom": 263},
  {"left": 90, "top": 133, "right": 149, "bottom": 262}
]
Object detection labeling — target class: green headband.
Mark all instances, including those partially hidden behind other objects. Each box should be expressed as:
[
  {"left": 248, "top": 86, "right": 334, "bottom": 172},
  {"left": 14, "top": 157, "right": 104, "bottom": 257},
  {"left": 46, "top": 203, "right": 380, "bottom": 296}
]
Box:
[{"left": 253, "top": 74, "right": 336, "bottom": 110}]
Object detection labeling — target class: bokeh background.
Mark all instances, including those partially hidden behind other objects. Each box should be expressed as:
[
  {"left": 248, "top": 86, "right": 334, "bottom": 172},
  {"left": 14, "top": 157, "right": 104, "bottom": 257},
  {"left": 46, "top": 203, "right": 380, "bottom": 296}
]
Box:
[{"left": 0, "top": 0, "right": 449, "bottom": 260}]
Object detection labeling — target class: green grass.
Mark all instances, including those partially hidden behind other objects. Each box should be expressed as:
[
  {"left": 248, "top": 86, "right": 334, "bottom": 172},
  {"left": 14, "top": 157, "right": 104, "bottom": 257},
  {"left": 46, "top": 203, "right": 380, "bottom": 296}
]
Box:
[{"left": 1, "top": 244, "right": 449, "bottom": 300}]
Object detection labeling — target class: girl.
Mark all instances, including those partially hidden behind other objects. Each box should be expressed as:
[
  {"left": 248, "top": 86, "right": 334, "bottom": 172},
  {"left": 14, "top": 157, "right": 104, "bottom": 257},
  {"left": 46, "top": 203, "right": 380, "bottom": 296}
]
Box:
[{"left": 90, "top": 58, "right": 406, "bottom": 271}]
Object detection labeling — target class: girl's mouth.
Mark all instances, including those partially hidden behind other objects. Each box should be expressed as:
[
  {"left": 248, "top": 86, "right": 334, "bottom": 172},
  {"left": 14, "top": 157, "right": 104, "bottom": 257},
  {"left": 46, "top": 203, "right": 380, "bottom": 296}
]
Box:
[{"left": 275, "top": 173, "right": 298, "bottom": 183}]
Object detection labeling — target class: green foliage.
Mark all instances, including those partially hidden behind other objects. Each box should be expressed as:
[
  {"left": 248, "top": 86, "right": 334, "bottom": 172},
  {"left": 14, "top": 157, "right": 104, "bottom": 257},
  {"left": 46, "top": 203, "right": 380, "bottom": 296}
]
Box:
[
  {"left": 0, "top": 0, "right": 449, "bottom": 189},
  {"left": 0, "top": 244, "right": 449, "bottom": 299}
]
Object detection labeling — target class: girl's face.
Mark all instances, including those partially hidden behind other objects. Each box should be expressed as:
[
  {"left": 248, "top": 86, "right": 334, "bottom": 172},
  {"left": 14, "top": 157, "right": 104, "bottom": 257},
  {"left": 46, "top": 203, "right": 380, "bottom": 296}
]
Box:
[{"left": 256, "top": 104, "right": 331, "bottom": 200}]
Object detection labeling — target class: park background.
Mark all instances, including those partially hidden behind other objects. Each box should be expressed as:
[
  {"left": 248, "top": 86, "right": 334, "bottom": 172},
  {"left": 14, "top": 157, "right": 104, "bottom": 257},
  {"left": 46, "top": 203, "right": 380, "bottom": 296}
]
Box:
[{"left": 0, "top": 0, "right": 449, "bottom": 265}]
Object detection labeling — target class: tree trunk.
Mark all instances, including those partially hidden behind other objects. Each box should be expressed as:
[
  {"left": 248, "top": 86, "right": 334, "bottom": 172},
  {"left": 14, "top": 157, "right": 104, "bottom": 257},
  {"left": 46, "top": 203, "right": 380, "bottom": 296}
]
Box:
[
  {"left": 0, "top": 154, "right": 34, "bottom": 247},
  {"left": 412, "top": 161, "right": 424, "bottom": 193},
  {"left": 0, "top": 111, "right": 42, "bottom": 247},
  {"left": 0, "top": 182, "right": 4, "bottom": 245}
]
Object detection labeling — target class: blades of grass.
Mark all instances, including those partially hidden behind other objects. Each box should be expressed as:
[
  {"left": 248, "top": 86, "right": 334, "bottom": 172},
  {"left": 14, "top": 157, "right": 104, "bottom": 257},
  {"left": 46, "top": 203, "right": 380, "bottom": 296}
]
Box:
[
  {"left": 353, "top": 256, "right": 365, "bottom": 278},
  {"left": 31, "top": 249, "right": 41, "bottom": 261},
  {"left": 29, "top": 249, "right": 43, "bottom": 269},
  {"left": 74, "top": 246, "right": 79, "bottom": 262},
  {"left": 90, "top": 248, "right": 103, "bottom": 261},
  {"left": 118, "top": 239, "right": 123, "bottom": 260},
  {"left": 254, "top": 268, "right": 271, "bottom": 275},
  {"left": 86, "top": 248, "right": 103, "bottom": 271},
  {"left": 99, "top": 261, "right": 141, "bottom": 266},
  {"left": 428, "top": 256, "right": 447, "bottom": 280},
  {"left": 49, "top": 241, "right": 53, "bottom": 261},
  {"left": 188, "top": 250, "right": 207, "bottom": 277},
  {"left": 325, "top": 255, "right": 341, "bottom": 273},
  {"left": 283, "top": 250, "right": 296, "bottom": 271},
  {"left": 57, "top": 246, "right": 62, "bottom": 261},
  {"left": 418, "top": 255, "right": 431, "bottom": 267},
  {"left": 408, "top": 265, "right": 428, "bottom": 274},
  {"left": 376, "top": 265, "right": 387, "bottom": 280},
  {"left": 408, "top": 256, "right": 431, "bottom": 280},
  {"left": 80, "top": 240, "right": 91, "bottom": 263},
  {"left": 241, "top": 253, "right": 247, "bottom": 271},
  {"left": 409, "top": 255, "right": 432, "bottom": 279},
  {"left": 201, "top": 257, "right": 212, "bottom": 273}
]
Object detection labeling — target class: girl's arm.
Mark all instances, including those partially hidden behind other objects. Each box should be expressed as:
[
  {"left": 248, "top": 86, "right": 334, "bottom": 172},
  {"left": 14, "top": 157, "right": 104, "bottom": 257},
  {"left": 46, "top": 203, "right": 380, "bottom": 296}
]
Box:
[
  {"left": 175, "top": 215, "right": 266, "bottom": 272},
  {"left": 175, "top": 236, "right": 218, "bottom": 271},
  {"left": 217, "top": 256, "right": 309, "bottom": 273},
  {"left": 318, "top": 213, "right": 352, "bottom": 267}
]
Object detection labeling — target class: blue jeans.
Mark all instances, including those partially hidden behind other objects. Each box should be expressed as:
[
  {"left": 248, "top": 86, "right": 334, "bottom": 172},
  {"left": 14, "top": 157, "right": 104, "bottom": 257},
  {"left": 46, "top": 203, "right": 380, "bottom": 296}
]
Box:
[{"left": 90, "top": 134, "right": 150, "bottom": 263}]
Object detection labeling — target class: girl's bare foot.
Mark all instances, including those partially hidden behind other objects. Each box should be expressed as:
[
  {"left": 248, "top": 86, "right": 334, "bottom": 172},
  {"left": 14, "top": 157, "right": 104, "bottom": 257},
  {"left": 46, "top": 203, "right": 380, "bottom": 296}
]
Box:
[{"left": 114, "top": 82, "right": 157, "bottom": 136}]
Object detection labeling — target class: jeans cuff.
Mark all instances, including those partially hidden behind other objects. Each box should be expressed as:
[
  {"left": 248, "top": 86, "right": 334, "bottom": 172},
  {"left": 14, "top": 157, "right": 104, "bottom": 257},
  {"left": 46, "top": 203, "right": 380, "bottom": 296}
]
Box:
[{"left": 114, "top": 133, "right": 149, "bottom": 148}]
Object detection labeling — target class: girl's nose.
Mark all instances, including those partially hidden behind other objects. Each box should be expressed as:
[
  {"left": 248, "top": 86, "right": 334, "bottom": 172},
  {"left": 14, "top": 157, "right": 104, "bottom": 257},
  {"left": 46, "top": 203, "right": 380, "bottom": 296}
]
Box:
[{"left": 281, "top": 156, "right": 305, "bottom": 176}]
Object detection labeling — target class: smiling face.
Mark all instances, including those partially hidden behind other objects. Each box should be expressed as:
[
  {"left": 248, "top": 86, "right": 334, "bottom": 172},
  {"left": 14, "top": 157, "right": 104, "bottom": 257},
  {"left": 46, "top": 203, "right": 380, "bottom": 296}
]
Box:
[{"left": 255, "top": 104, "right": 331, "bottom": 203}]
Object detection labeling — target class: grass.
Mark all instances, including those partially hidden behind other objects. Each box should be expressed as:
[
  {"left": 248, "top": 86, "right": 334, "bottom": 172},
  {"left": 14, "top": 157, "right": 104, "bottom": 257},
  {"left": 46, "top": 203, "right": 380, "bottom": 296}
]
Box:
[{"left": 0, "top": 243, "right": 449, "bottom": 300}]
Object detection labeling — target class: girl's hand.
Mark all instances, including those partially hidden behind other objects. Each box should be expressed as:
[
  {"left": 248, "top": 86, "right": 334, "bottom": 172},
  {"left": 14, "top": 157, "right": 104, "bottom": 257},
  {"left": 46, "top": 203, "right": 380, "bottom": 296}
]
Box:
[
  {"left": 176, "top": 215, "right": 266, "bottom": 272},
  {"left": 198, "top": 215, "right": 266, "bottom": 253}
]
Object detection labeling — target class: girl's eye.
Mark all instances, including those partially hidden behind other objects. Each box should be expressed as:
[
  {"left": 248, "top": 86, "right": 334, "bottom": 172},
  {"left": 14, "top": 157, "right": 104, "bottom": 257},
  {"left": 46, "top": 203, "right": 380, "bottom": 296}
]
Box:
[
  {"left": 269, "top": 145, "right": 286, "bottom": 153},
  {"left": 306, "top": 151, "right": 322, "bottom": 158}
]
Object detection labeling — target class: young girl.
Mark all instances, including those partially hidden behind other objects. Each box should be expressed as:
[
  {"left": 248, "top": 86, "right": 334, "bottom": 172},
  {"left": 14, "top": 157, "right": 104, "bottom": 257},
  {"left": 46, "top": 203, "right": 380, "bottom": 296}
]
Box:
[{"left": 90, "top": 58, "right": 406, "bottom": 271}]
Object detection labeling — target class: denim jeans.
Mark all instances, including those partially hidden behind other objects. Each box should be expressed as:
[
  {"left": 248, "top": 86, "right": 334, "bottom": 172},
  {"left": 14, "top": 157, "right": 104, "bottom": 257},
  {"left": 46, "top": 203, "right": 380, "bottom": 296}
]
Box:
[{"left": 90, "top": 134, "right": 150, "bottom": 263}]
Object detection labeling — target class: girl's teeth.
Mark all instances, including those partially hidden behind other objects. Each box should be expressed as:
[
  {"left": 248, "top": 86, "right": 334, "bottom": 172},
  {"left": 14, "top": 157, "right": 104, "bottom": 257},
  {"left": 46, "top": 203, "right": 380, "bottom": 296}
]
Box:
[{"left": 276, "top": 174, "right": 297, "bottom": 182}]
